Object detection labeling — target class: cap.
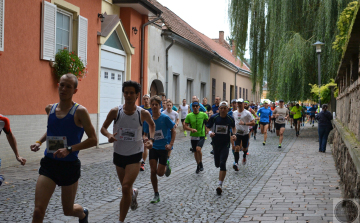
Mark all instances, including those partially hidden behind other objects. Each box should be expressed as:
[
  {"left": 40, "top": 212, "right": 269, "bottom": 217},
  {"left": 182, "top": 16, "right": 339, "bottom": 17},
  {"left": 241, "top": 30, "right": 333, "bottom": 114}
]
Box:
[
  {"left": 143, "top": 94, "right": 150, "bottom": 98},
  {"left": 231, "top": 99, "right": 237, "bottom": 103},
  {"left": 296, "top": 103, "right": 299, "bottom": 106},
  {"left": 192, "top": 102, "right": 199, "bottom": 106},
  {"left": 219, "top": 101, "right": 229, "bottom": 107},
  {"left": 237, "top": 98, "right": 244, "bottom": 103},
  {"left": 244, "top": 100, "right": 249, "bottom": 104},
  {"left": 279, "top": 99, "right": 284, "bottom": 102},
  {"left": 263, "top": 100, "right": 268, "bottom": 104}
]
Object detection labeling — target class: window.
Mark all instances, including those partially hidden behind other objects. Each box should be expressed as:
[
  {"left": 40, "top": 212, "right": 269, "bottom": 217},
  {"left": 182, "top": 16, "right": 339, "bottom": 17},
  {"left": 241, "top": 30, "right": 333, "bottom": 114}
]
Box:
[
  {"left": 243, "top": 88, "right": 245, "bottom": 99},
  {"left": 187, "top": 79, "right": 193, "bottom": 103},
  {"left": 223, "top": 82, "right": 226, "bottom": 101},
  {"left": 239, "top": 87, "right": 242, "bottom": 98},
  {"left": 118, "top": 74, "right": 121, "bottom": 81},
  {"left": 104, "top": 72, "right": 108, "bottom": 79},
  {"left": 212, "top": 78, "right": 216, "bottom": 104},
  {"left": 0, "top": 0, "right": 4, "bottom": 51},
  {"left": 200, "top": 83, "right": 206, "bottom": 101},
  {"left": 56, "top": 9, "right": 73, "bottom": 52},
  {"left": 230, "top": 85, "right": 234, "bottom": 101},
  {"left": 104, "top": 31, "right": 124, "bottom": 51},
  {"left": 111, "top": 73, "right": 115, "bottom": 80},
  {"left": 172, "top": 74, "right": 179, "bottom": 104},
  {"left": 246, "top": 89, "right": 248, "bottom": 100}
]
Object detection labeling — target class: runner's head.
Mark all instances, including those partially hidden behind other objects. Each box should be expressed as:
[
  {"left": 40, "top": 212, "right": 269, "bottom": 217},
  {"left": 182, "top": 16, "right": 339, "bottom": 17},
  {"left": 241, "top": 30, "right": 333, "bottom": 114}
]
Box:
[
  {"left": 231, "top": 99, "right": 237, "bottom": 110},
  {"left": 158, "top": 92, "right": 166, "bottom": 100},
  {"left": 271, "top": 103, "right": 276, "bottom": 108},
  {"left": 296, "top": 103, "right": 299, "bottom": 107},
  {"left": 162, "top": 98, "right": 167, "bottom": 107},
  {"left": 150, "top": 95, "right": 161, "bottom": 112},
  {"left": 192, "top": 96, "right": 198, "bottom": 103},
  {"left": 166, "top": 100, "right": 173, "bottom": 110},
  {"left": 263, "top": 100, "right": 269, "bottom": 108},
  {"left": 322, "top": 104, "right": 328, "bottom": 111},
  {"left": 279, "top": 99, "right": 284, "bottom": 107},
  {"left": 182, "top": 98, "right": 186, "bottom": 105},
  {"left": 58, "top": 73, "right": 78, "bottom": 101},
  {"left": 219, "top": 101, "right": 229, "bottom": 116},
  {"left": 122, "top": 80, "right": 141, "bottom": 103},
  {"left": 143, "top": 94, "right": 150, "bottom": 107},
  {"left": 215, "top": 96, "right": 221, "bottom": 105},
  {"left": 192, "top": 101, "right": 200, "bottom": 114},
  {"left": 237, "top": 98, "right": 244, "bottom": 110},
  {"left": 244, "top": 100, "right": 249, "bottom": 109},
  {"left": 203, "top": 97, "right": 208, "bottom": 105}
]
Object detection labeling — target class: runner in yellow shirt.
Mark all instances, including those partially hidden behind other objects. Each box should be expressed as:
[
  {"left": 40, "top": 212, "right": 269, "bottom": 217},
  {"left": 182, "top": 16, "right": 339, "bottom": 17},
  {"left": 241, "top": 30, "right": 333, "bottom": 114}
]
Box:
[{"left": 291, "top": 103, "right": 302, "bottom": 137}]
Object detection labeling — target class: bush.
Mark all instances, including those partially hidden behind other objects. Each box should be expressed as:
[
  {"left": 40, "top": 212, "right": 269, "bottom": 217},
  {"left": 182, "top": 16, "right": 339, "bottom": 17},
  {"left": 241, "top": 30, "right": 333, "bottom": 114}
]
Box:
[
  {"left": 54, "top": 48, "right": 87, "bottom": 80},
  {"left": 309, "top": 79, "right": 338, "bottom": 103}
]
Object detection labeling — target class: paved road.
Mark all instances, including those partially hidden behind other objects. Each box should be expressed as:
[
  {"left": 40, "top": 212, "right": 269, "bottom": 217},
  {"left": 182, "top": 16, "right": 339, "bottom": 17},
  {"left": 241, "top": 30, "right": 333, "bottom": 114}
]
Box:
[{"left": 0, "top": 122, "right": 342, "bottom": 222}]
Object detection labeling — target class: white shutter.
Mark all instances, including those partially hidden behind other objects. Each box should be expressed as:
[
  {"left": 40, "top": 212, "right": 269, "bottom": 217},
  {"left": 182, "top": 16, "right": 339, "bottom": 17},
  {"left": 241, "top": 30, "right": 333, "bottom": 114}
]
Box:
[
  {"left": 78, "top": 15, "right": 88, "bottom": 66},
  {"left": 0, "top": 0, "right": 4, "bottom": 51},
  {"left": 41, "top": 0, "right": 56, "bottom": 60}
]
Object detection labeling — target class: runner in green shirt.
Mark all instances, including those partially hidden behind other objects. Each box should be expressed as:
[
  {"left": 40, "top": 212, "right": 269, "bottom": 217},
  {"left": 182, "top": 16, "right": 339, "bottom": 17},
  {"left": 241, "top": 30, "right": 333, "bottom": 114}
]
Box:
[{"left": 291, "top": 103, "right": 302, "bottom": 137}]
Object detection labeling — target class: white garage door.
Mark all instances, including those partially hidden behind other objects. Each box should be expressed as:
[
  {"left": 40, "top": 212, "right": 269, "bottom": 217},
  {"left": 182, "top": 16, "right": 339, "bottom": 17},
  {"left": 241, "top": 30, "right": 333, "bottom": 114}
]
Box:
[{"left": 99, "top": 45, "right": 126, "bottom": 144}]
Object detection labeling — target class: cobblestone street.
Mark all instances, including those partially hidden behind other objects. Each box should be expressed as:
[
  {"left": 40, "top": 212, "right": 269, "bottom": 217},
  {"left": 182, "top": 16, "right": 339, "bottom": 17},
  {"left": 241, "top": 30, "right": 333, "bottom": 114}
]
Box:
[{"left": 0, "top": 123, "right": 342, "bottom": 223}]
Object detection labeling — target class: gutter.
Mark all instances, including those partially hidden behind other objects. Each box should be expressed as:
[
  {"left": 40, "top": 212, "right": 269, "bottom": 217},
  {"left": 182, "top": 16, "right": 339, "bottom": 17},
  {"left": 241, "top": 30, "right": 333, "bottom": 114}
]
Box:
[
  {"left": 165, "top": 39, "right": 175, "bottom": 97},
  {"left": 140, "top": 16, "right": 161, "bottom": 104}
]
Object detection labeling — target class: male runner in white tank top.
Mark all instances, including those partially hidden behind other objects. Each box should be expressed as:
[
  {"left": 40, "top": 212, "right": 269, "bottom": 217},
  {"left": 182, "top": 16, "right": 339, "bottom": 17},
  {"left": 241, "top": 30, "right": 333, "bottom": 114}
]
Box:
[
  {"left": 178, "top": 99, "right": 189, "bottom": 137},
  {"left": 101, "top": 81, "right": 155, "bottom": 223}
]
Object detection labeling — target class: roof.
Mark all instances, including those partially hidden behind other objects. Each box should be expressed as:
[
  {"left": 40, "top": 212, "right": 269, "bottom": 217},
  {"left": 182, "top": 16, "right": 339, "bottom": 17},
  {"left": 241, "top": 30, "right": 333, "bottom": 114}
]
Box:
[
  {"left": 148, "top": 0, "right": 250, "bottom": 72},
  {"left": 212, "top": 38, "right": 232, "bottom": 51}
]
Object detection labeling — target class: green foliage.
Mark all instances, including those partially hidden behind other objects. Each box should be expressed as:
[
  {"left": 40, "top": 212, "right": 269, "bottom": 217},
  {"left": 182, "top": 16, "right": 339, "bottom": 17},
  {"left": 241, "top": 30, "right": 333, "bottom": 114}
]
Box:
[
  {"left": 54, "top": 48, "right": 87, "bottom": 80},
  {"left": 333, "top": 1, "right": 359, "bottom": 52},
  {"left": 309, "top": 79, "right": 338, "bottom": 104}
]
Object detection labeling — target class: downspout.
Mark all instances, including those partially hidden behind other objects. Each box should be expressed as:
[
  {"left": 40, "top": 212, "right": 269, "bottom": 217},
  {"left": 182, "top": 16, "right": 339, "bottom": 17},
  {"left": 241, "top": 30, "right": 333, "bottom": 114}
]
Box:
[
  {"left": 140, "top": 16, "right": 161, "bottom": 105},
  {"left": 235, "top": 67, "right": 240, "bottom": 98},
  {"left": 166, "top": 39, "right": 175, "bottom": 97}
]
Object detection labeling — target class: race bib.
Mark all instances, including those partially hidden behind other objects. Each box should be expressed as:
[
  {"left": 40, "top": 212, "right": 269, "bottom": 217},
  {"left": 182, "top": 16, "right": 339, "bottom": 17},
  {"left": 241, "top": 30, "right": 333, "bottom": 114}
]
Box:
[
  {"left": 46, "top": 136, "right": 67, "bottom": 153},
  {"left": 154, "top": 129, "right": 164, "bottom": 140},
  {"left": 191, "top": 136, "right": 200, "bottom": 140},
  {"left": 237, "top": 129, "right": 245, "bottom": 135},
  {"left": 215, "top": 125, "right": 228, "bottom": 134},
  {"left": 118, "top": 128, "right": 137, "bottom": 141},
  {"left": 182, "top": 111, "right": 187, "bottom": 118},
  {"left": 278, "top": 116, "right": 285, "bottom": 121}
]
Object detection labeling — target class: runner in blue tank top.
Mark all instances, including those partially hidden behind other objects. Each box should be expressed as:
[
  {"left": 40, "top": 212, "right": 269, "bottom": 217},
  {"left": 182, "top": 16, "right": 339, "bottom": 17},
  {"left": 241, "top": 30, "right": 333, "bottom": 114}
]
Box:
[{"left": 30, "top": 74, "right": 97, "bottom": 223}]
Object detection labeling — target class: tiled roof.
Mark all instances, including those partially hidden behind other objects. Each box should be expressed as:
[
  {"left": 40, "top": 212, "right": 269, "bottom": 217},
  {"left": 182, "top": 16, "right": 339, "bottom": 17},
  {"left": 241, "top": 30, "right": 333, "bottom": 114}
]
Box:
[
  {"left": 212, "top": 38, "right": 232, "bottom": 51},
  {"left": 148, "top": 0, "right": 250, "bottom": 71}
]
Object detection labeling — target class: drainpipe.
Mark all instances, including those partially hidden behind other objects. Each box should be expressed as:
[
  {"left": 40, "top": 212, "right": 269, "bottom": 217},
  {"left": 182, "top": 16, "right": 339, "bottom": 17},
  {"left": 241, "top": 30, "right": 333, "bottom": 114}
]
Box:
[
  {"left": 140, "top": 16, "right": 161, "bottom": 105},
  {"left": 166, "top": 39, "right": 175, "bottom": 97},
  {"left": 235, "top": 67, "right": 240, "bottom": 99}
]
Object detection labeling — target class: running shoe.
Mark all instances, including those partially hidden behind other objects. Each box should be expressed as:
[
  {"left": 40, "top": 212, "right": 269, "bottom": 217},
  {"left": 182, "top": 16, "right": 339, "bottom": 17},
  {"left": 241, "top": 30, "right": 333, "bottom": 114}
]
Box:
[
  {"left": 242, "top": 158, "right": 247, "bottom": 165},
  {"left": 79, "top": 208, "right": 89, "bottom": 223},
  {"left": 190, "top": 147, "right": 194, "bottom": 152},
  {"left": 130, "top": 189, "right": 139, "bottom": 210},
  {"left": 247, "top": 152, "right": 249, "bottom": 155},
  {"left": 291, "top": 126, "right": 293, "bottom": 128},
  {"left": 216, "top": 186, "right": 222, "bottom": 195},
  {"left": 205, "top": 136, "right": 207, "bottom": 140},
  {"left": 199, "top": 162, "right": 204, "bottom": 171},
  {"left": 233, "top": 163, "right": 239, "bottom": 171},
  {"left": 196, "top": 164, "right": 200, "bottom": 174},
  {"left": 184, "top": 131, "right": 187, "bottom": 137},
  {"left": 263, "top": 142, "right": 266, "bottom": 146},
  {"left": 150, "top": 193, "right": 160, "bottom": 203},
  {"left": 165, "top": 160, "right": 171, "bottom": 177},
  {"left": 312, "top": 124, "right": 314, "bottom": 127},
  {"left": 210, "top": 150, "right": 214, "bottom": 155},
  {"left": 254, "top": 135, "right": 256, "bottom": 140},
  {"left": 140, "top": 162, "right": 145, "bottom": 171},
  {"left": 278, "top": 144, "right": 281, "bottom": 148}
]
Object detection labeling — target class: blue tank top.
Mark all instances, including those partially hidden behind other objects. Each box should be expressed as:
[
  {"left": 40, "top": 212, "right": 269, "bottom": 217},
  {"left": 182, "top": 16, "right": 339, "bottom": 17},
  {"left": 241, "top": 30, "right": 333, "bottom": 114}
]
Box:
[{"left": 44, "top": 103, "right": 84, "bottom": 161}]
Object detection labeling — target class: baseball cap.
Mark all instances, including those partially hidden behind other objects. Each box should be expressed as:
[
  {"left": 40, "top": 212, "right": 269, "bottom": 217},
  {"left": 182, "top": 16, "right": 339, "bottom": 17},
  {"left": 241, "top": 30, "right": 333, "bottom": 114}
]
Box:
[
  {"left": 244, "top": 100, "right": 249, "bottom": 104},
  {"left": 263, "top": 100, "right": 268, "bottom": 104},
  {"left": 296, "top": 103, "right": 299, "bottom": 106},
  {"left": 237, "top": 98, "right": 244, "bottom": 103},
  {"left": 192, "top": 102, "right": 199, "bottom": 106},
  {"left": 219, "top": 101, "right": 229, "bottom": 107},
  {"left": 231, "top": 99, "right": 237, "bottom": 103},
  {"left": 279, "top": 99, "right": 284, "bottom": 102}
]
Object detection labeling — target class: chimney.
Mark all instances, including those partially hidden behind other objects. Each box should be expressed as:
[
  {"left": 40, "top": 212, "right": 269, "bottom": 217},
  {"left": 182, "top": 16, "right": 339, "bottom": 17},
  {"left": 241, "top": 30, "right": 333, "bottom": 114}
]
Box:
[
  {"left": 219, "top": 31, "right": 224, "bottom": 45},
  {"left": 232, "top": 40, "right": 236, "bottom": 56}
]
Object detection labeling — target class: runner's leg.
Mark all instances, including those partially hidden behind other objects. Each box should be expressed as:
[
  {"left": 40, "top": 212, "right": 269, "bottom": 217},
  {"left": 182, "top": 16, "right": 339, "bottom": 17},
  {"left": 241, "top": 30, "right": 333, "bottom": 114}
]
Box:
[
  {"left": 61, "top": 181, "right": 86, "bottom": 219},
  {"left": 32, "top": 175, "right": 56, "bottom": 223},
  {"left": 279, "top": 127, "right": 285, "bottom": 144},
  {"left": 263, "top": 124, "right": 269, "bottom": 142}
]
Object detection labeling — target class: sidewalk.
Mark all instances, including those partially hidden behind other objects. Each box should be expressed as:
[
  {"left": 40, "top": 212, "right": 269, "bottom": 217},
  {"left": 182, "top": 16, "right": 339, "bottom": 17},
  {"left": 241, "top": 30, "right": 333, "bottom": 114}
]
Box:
[{"left": 238, "top": 124, "right": 342, "bottom": 223}]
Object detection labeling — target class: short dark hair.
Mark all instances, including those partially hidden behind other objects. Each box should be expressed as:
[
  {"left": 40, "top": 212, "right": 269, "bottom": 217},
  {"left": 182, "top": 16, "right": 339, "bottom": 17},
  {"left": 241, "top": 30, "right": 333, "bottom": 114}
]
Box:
[
  {"left": 61, "top": 73, "right": 78, "bottom": 89},
  {"left": 158, "top": 92, "right": 166, "bottom": 97},
  {"left": 122, "top": 80, "right": 141, "bottom": 94},
  {"left": 150, "top": 95, "right": 162, "bottom": 105}
]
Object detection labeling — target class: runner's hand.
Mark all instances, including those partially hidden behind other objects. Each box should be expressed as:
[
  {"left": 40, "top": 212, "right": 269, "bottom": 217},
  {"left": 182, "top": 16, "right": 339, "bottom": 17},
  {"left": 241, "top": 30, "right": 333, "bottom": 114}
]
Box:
[
  {"left": 143, "top": 138, "right": 149, "bottom": 143},
  {"left": 30, "top": 143, "right": 41, "bottom": 152},
  {"left": 53, "top": 148, "right": 70, "bottom": 158},
  {"left": 210, "top": 132, "right": 215, "bottom": 138},
  {"left": 165, "top": 144, "right": 172, "bottom": 151},
  {"left": 191, "top": 129, "right": 197, "bottom": 133},
  {"left": 16, "top": 156, "right": 26, "bottom": 165},
  {"left": 145, "top": 141, "right": 153, "bottom": 150},
  {"left": 231, "top": 135, "right": 237, "bottom": 141},
  {"left": 108, "top": 132, "right": 118, "bottom": 143},
  {"left": 175, "top": 124, "right": 178, "bottom": 128}
]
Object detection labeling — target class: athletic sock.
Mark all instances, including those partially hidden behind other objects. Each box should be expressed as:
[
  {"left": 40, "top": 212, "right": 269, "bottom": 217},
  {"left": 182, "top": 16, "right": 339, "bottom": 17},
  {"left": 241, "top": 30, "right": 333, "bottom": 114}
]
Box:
[
  {"left": 155, "top": 192, "right": 159, "bottom": 196},
  {"left": 167, "top": 156, "right": 170, "bottom": 161},
  {"left": 118, "top": 221, "right": 124, "bottom": 223},
  {"left": 140, "top": 158, "right": 144, "bottom": 163},
  {"left": 218, "top": 181, "right": 223, "bottom": 186},
  {"left": 243, "top": 151, "right": 247, "bottom": 158},
  {"left": 234, "top": 152, "right": 239, "bottom": 164}
]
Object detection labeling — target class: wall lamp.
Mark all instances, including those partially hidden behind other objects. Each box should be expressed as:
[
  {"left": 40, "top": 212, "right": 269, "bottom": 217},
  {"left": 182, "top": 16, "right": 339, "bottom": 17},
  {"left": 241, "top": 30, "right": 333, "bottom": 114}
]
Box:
[
  {"left": 132, "top": 27, "right": 138, "bottom": 35},
  {"left": 98, "top": 13, "right": 105, "bottom": 22}
]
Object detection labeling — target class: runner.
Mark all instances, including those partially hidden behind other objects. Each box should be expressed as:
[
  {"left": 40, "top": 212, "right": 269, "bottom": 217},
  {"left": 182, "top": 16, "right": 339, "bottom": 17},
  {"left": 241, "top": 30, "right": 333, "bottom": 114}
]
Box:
[
  {"left": 30, "top": 73, "right": 97, "bottom": 223},
  {"left": 206, "top": 101, "right": 236, "bottom": 195},
  {"left": 252, "top": 107, "right": 260, "bottom": 140},
  {"left": 272, "top": 99, "right": 289, "bottom": 148},
  {"left": 288, "top": 103, "right": 294, "bottom": 128},
  {"left": 270, "top": 103, "right": 276, "bottom": 132},
  {"left": 228, "top": 99, "right": 237, "bottom": 160},
  {"left": 162, "top": 100, "right": 179, "bottom": 177},
  {"left": 202, "top": 97, "right": 212, "bottom": 117},
  {"left": 100, "top": 80, "right": 155, "bottom": 223},
  {"left": 144, "top": 96, "right": 176, "bottom": 203},
  {"left": 256, "top": 101, "right": 273, "bottom": 146},
  {"left": 0, "top": 114, "right": 26, "bottom": 186},
  {"left": 178, "top": 99, "right": 189, "bottom": 137},
  {"left": 244, "top": 100, "right": 258, "bottom": 155},
  {"left": 301, "top": 103, "right": 307, "bottom": 126},
  {"left": 140, "top": 94, "right": 152, "bottom": 171},
  {"left": 189, "top": 96, "right": 207, "bottom": 112},
  {"left": 184, "top": 101, "right": 209, "bottom": 173},
  {"left": 291, "top": 103, "right": 302, "bottom": 137},
  {"left": 233, "top": 98, "right": 255, "bottom": 166},
  {"left": 309, "top": 104, "right": 317, "bottom": 127},
  {"left": 212, "top": 96, "right": 221, "bottom": 114}
]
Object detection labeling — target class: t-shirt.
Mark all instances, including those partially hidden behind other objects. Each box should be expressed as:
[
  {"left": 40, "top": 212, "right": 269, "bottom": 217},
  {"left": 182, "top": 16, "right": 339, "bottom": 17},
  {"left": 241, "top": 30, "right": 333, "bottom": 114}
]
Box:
[
  {"left": 185, "top": 112, "right": 209, "bottom": 137},
  {"left": 309, "top": 106, "right": 316, "bottom": 114},
  {"left": 140, "top": 105, "right": 152, "bottom": 115},
  {"left": 256, "top": 107, "right": 273, "bottom": 123},
  {"left": 162, "top": 110, "right": 179, "bottom": 123},
  {"left": 212, "top": 104, "right": 219, "bottom": 114},
  {"left": 206, "top": 114, "right": 235, "bottom": 147},
  {"left": 189, "top": 103, "right": 207, "bottom": 112},
  {"left": 233, "top": 109, "right": 254, "bottom": 135},
  {"left": 179, "top": 104, "right": 189, "bottom": 119},
  {"left": 273, "top": 107, "right": 289, "bottom": 124},
  {"left": 228, "top": 109, "right": 236, "bottom": 118},
  {"left": 203, "top": 104, "right": 211, "bottom": 112},
  {"left": 291, "top": 106, "right": 302, "bottom": 119},
  {"left": 0, "top": 114, "right": 11, "bottom": 135},
  {"left": 143, "top": 113, "right": 175, "bottom": 150}
]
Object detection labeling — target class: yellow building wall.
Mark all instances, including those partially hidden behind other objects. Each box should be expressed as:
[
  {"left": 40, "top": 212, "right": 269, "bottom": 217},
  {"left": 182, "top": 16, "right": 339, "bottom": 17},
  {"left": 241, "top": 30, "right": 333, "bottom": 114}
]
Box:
[{"left": 102, "top": 0, "right": 120, "bottom": 15}]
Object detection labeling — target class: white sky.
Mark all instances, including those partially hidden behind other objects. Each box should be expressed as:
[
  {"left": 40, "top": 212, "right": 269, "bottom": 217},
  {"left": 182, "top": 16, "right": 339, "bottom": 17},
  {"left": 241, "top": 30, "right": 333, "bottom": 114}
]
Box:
[{"left": 156, "top": 0, "right": 249, "bottom": 58}]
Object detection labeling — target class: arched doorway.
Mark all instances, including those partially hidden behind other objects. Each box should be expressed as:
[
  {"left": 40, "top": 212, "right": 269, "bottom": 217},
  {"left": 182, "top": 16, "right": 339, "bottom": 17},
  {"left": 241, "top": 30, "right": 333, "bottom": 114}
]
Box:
[{"left": 150, "top": 79, "right": 164, "bottom": 97}]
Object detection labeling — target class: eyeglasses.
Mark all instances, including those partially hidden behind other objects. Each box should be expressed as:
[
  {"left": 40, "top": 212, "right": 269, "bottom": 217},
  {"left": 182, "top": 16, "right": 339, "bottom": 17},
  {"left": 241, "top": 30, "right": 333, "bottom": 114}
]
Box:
[{"left": 192, "top": 105, "right": 199, "bottom": 107}]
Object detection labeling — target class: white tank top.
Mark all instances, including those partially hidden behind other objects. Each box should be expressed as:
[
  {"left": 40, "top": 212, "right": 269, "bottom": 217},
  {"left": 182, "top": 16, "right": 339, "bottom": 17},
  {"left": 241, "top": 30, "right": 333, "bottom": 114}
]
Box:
[
  {"left": 179, "top": 104, "right": 189, "bottom": 119},
  {"left": 113, "top": 105, "right": 144, "bottom": 156}
]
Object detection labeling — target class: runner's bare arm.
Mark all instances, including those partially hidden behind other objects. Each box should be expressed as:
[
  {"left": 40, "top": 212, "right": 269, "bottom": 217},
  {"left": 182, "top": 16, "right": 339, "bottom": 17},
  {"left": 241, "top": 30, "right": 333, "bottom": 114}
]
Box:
[
  {"left": 30, "top": 104, "right": 52, "bottom": 152},
  {"left": 101, "top": 107, "right": 118, "bottom": 143},
  {"left": 6, "top": 129, "right": 26, "bottom": 165},
  {"left": 183, "top": 123, "right": 197, "bottom": 132},
  {"left": 166, "top": 126, "right": 176, "bottom": 151},
  {"left": 250, "top": 109, "right": 258, "bottom": 117},
  {"left": 141, "top": 110, "right": 155, "bottom": 138},
  {"left": 243, "top": 119, "right": 255, "bottom": 126}
]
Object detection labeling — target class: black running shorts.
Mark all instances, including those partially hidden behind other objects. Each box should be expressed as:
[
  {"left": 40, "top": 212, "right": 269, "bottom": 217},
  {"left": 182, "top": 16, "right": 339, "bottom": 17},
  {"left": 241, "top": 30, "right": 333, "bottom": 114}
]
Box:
[
  {"left": 149, "top": 149, "right": 168, "bottom": 166},
  {"left": 275, "top": 123, "right": 286, "bottom": 130},
  {"left": 113, "top": 152, "right": 142, "bottom": 169},
  {"left": 191, "top": 137, "right": 205, "bottom": 151},
  {"left": 39, "top": 156, "right": 81, "bottom": 186},
  {"left": 259, "top": 122, "right": 269, "bottom": 126},
  {"left": 293, "top": 118, "right": 301, "bottom": 124},
  {"left": 235, "top": 134, "right": 249, "bottom": 148},
  {"left": 181, "top": 119, "right": 185, "bottom": 123}
]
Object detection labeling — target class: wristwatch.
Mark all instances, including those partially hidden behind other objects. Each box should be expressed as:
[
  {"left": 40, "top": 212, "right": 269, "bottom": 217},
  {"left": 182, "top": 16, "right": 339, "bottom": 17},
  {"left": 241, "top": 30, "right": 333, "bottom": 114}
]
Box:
[
  {"left": 67, "top": 146, "right": 73, "bottom": 153},
  {"left": 149, "top": 138, "right": 155, "bottom": 142}
]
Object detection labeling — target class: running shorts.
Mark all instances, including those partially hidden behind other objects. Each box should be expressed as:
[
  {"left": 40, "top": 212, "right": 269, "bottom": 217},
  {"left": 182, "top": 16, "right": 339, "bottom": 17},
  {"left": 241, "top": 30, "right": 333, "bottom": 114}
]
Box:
[
  {"left": 181, "top": 119, "right": 185, "bottom": 123},
  {"left": 213, "top": 145, "right": 230, "bottom": 171},
  {"left": 113, "top": 152, "right": 142, "bottom": 169},
  {"left": 289, "top": 114, "right": 293, "bottom": 119},
  {"left": 271, "top": 118, "right": 276, "bottom": 122},
  {"left": 39, "top": 156, "right": 81, "bottom": 186},
  {"left": 253, "top": 124, "right": 258, "bottom": 134},
  {"left": 235, "top": 134, "right": 249, "bottom": 148},
  {"left": 275, "top": 123, "right": 286, "bottom": 130},
  {"left": 259, "top": 122, "right": 269, "bottom": 126},
  {"left": 310, "top": 114, "right": 315, "bottom": 118},
  {"left": 293, "top": 118, "right": 301, "bottom": 124},
  {"left": 149, "top": 149, "right": 168, "bottom": 165},
  {"left": 191, "top": 137, "right": 205, "bottom": 150}
]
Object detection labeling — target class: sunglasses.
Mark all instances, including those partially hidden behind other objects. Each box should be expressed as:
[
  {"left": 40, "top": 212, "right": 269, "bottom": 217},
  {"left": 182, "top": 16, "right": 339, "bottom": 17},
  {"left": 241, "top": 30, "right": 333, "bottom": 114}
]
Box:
[{"left": 192, "top": 105, "right": 199, "bottom": 107}]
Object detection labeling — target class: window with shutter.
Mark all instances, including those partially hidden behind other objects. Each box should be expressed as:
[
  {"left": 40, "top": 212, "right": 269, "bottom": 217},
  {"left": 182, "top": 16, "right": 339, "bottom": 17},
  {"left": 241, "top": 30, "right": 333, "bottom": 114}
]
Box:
[
  {"left": 78, "top": 15, "right": 88, "bottom": 66},
  {"left": 41, "top": 0, "right": 57, "bottom": 60},
  {"left": 223, "top": 82, "right": 226, "bottom": 101},
  {"left": 56, "top": 8, "right": 73, "bottom": 52},
  {"left": 246, "top": 89, "right": 248, "bottom": 100},
  {"left": 212, "top": 78, "right": 216, "bottom": 104},
  {"left": 243, "top": 88, "right": 245, "bottom": 99},
  {"left": 0, "top": 0, "right": 4, "bottom": 51}
]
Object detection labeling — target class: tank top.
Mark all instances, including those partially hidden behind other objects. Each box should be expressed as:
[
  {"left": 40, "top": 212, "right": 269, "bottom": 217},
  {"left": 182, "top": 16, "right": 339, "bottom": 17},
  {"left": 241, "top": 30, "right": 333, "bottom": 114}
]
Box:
[
  {"left": 45, "top": 103, "right": 84, "bottom": 161},
  {"left": 179, "top": 104, "right": 189, "bottom": 119},
  {"left": 113, "top": 105, "right": 144, "bottom": 156}
]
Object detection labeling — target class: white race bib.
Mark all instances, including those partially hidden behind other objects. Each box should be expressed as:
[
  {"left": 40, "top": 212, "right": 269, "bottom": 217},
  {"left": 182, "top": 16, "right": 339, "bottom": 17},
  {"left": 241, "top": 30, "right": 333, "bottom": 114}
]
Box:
[
  {"left": 154, "top": 129, "right": 164, "bottom": 140},
  {"left": 46, "top": 136, "right": 67, "bottom": 153},
  {"left": 237, "top": 129, "right": 245, "bottom": 135},
  {"left": 118, "top": 128, "right": 137, "bottom": 141},
  {"left": 278, "top": 116, "right": 285, "bottom": 121},
  {"left": 191, "top": 136, "right": 200, "bottom": 140},
  {"left": 215, "top": 125, "right": 228, "bottom": 134}
]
